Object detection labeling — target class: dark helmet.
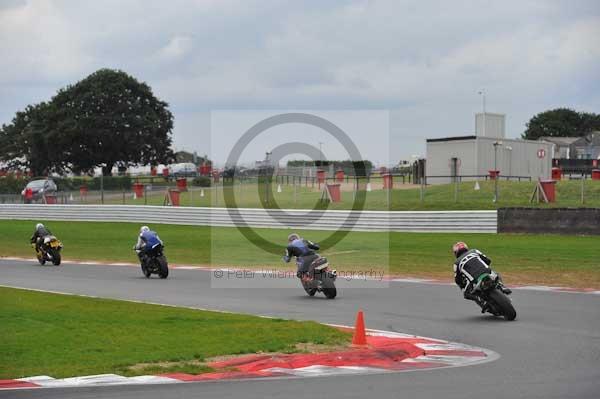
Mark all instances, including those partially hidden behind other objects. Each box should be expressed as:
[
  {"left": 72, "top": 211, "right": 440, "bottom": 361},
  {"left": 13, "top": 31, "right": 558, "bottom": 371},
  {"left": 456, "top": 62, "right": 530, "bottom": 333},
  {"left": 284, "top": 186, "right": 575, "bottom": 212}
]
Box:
[
  {"left": 452, "top": 241, "right": 469, "bottom": 258},
  {"left": 287, "top": 233, "right": 300, "bottom": 242}
]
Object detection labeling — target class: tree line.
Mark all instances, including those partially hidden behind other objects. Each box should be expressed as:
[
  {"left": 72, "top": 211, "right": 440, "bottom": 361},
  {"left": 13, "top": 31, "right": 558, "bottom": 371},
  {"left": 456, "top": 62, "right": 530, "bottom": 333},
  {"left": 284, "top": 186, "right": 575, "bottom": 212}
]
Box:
[
  {"left": 522, "top": 108, "right": 600, "bottom": 140},
  {"left": 0, "top": 69, "right": 174, "bottom": 176}
]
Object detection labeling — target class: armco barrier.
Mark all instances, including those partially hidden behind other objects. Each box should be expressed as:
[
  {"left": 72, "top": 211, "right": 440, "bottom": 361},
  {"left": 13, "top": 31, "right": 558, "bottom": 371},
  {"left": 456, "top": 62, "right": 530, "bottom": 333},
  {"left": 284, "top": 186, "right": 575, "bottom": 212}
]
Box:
[{"left": 0, "top": 205, "right": 497, "bottom": 233}]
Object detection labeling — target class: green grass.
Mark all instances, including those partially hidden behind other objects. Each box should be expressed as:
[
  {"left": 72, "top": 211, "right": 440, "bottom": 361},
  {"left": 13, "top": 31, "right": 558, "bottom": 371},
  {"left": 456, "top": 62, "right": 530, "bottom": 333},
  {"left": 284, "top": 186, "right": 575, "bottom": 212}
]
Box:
[
  {"left": 93, "top": 179, "right": 600, "bottom": 210},
  {"left": 0, "top": 286, "right": 349, "bottom": 379},
  {"left": 1, "top": 220, "right": 599, "bottom": 288}
]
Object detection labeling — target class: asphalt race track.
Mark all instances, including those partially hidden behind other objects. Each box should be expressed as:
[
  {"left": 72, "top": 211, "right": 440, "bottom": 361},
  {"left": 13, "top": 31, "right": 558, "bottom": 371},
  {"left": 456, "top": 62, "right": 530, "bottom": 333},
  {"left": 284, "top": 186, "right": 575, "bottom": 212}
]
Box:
[{"left": 2, "top": 259, "right": 599, "bottom": 399}]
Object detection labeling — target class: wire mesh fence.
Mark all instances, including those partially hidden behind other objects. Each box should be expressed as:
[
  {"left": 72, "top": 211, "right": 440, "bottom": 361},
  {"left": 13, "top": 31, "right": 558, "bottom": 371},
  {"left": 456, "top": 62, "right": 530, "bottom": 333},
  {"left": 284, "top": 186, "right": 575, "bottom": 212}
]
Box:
[{"left": 1, "top": 173, "right": 599, "bottom": 209}]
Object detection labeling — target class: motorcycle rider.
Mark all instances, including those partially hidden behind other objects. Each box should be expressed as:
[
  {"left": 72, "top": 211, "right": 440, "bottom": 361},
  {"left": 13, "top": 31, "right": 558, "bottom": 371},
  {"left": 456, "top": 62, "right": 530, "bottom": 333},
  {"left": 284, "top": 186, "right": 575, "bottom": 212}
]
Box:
[
  {"left": 283, "top": 233, "right": 320, "bottom": 278},
  {"left": 452, "top": 242, "right": 511, "bottom": 312},
  {"left": 30, "top": 223, "right": 52, "bottom": 253},
  {"left": 133, "top": 226, "right": 163, "bottom": 265}
]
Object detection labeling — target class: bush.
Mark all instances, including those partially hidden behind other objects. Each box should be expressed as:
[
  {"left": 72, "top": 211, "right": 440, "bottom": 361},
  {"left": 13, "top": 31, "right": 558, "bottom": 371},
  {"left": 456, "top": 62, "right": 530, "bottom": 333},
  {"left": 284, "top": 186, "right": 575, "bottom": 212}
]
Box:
[
  {"left": 192, "top": 176, "right": 211, "bottom": 187},
  {"left": 0, "top": 175, "right": 27, "bottom": 194}
]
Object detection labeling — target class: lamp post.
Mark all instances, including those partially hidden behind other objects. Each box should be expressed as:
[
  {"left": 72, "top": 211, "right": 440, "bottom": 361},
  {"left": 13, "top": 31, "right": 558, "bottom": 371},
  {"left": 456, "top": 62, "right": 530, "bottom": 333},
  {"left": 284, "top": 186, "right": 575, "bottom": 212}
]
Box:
[
  {"left": 493, "top": 141, "right": 502, "bottom": 202},
  {"left": 505, "top": 146, "right": 513, "bottom": 177},
  {"left": 478, "top": 89, "right": 486, "bottom": 137},
  {"left": 318, "top": 142, "right": 324, "bottom": 165}
]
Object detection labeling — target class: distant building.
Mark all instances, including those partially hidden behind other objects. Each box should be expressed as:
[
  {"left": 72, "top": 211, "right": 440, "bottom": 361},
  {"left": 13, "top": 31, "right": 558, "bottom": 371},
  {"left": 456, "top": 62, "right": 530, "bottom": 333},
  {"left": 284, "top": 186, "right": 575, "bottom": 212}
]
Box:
[
  {"left": 539, "top": 137, "right": 579, "bottom": 159},
  {"left": 540, "top": 132, "right": 600, "bottom": 159},
  {"left": 426, "top": 113, "right": 553, "bottom": 183}
]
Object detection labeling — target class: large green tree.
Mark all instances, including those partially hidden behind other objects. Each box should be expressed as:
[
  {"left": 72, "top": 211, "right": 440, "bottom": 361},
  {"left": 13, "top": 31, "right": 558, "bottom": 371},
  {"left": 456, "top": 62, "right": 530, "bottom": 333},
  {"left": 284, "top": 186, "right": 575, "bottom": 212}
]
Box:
[
  {"left": 0, "top": 102, "right": 63, "bottom": 176},
  {"left": 0, "top": 69, "right": 175, "bottom": 176},
  {"left": 522, "top": 108, "right": 600, "bottom": 140}
]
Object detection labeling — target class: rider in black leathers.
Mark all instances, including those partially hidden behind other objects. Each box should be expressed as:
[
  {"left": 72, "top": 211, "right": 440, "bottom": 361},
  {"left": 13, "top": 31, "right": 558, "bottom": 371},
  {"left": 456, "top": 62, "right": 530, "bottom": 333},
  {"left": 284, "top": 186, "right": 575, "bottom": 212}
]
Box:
[
  {"left": 283, "top": 233, "right": 320, "bottom": 277},
  {"left": 30, "top": 223, "right": 52, "bottom": 253},
  {"left": 453, "top": 242, "right": 511, "bottom": 311}
]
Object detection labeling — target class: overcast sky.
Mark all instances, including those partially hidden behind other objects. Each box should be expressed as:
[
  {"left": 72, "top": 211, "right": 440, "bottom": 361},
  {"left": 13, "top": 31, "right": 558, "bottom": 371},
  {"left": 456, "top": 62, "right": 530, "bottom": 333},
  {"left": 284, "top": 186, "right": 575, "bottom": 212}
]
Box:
[{"left": 1, "top": 0, "right": 599, "bottom": 165}]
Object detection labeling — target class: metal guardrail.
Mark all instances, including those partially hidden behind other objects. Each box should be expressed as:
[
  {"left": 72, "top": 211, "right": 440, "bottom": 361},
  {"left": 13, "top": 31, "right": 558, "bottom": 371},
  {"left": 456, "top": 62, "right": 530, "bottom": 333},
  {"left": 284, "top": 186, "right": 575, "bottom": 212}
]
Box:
[{"left": 0, "top": 204, "right": 497, "bottom": 233}]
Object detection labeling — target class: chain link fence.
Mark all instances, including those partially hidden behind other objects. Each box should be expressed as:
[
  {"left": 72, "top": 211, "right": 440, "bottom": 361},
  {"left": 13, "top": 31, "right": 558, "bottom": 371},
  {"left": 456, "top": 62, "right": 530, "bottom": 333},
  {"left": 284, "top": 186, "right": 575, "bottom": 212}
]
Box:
[{"left": 1, "top": 172, "right": 599, "bottom": 209}]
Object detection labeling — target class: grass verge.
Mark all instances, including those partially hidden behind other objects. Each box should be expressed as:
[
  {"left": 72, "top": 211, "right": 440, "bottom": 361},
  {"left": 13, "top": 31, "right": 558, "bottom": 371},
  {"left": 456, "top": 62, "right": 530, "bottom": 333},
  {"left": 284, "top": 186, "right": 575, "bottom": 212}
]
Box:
[
  {"left": 0, "top": 286, "right": 349, "bottom": 379},
  {"left": 1, "top": 220, "right": 599, "bottom": 288}
]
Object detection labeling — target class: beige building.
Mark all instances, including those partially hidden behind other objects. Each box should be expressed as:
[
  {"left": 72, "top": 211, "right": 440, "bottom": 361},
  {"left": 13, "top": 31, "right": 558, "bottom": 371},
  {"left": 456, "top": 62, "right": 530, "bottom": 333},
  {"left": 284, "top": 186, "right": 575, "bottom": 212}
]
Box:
[{"left": 426, "top": 114, "right": 553, "bottom": 183}]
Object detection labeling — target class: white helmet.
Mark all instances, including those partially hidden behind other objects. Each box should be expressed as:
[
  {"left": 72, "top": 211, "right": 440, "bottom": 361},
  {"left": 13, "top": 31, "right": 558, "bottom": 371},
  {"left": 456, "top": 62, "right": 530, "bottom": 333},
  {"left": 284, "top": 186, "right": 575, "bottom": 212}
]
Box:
[
  {"left": 36, "top": 223, "right": 44, "bottom": 230},
  {"left": 288, "top": 233, "right": 300, "bottom": 242},
  {"left": 140, "top": 226, "right": 150, "bottom": 233}
]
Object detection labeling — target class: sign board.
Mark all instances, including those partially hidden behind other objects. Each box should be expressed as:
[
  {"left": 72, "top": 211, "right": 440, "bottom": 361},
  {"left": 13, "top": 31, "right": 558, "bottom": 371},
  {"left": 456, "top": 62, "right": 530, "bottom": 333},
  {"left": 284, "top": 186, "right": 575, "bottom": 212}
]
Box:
[{"left": 537, "top": 149, "right": 546, "bottom": 159}]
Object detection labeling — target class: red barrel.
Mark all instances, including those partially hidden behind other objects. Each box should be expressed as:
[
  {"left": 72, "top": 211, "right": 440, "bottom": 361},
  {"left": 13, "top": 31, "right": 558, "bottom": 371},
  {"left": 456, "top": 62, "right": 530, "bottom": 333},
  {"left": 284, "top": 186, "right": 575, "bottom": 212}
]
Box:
[
  {"left": 162, "top": 167, "right": 169, "bottom": 178},
  {"left": 592, "top": 169, "right": 600, "bottom": 180},
  {"left": 335, "top": 169, "right": 344, "bottom": 183},
  {"left": 79, "top": 186, "right": 88, "bottom": 196},
  {"left": 488, "top": 170, "right": 500, "bottom": 180},
  {"left": 326, "top": 183, "right": 341, "bottom": 202},
  {"left": 316, "top": 169, "right": 326, "bottom": 184},
  {"left": 200, "top": 164, "right": 211, "bottom": 176},
  {"left": 169, "top": 189, "right": 181, "bottom": 206},
  {"left": 551, "top": 167, "right": 562, "bottom": 181},
  {"left": 44, "top": 195, "right": 57, "bottom": 204},
  {"left": 176, "top": 178, "right": 188, "bottom": 191},
  {"left": 150, "top": 167, "right": 157, "bottom": 176},
  {"left": 383, "top": 173, "right": 393, "bottom": 189},
  {"left": 133, "top": 183, "right": 144, "bottom": 198},
  {"left": 540, "top": 180, "right": 557, "bottom": 202}
]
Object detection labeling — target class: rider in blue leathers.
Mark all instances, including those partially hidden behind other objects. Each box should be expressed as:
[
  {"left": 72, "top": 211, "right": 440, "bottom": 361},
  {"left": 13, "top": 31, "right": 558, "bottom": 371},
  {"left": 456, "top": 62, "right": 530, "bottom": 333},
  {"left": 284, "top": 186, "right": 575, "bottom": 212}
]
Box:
[
  {"left": 283, "top": 233, "right": 320, "bottom": 277},
  {"left": 134, "top": 226, "right": 163, "bottom": 265}
]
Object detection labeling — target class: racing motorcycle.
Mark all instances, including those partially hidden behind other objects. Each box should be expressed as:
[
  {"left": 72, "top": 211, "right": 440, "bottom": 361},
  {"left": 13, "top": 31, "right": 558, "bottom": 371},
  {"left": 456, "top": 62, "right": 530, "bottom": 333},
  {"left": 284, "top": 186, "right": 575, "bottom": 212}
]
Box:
[
  {"left": 138, "top": 243, "right": 169, "bottom": 279},
  {"left": 470, "top": 271, "right": 516, "bottom": 321},
  {"left": 299, "top": 256, "right": 337, "bottom": 299},
  {"left": 33, "top": 236, "right": 63, "bottom": 266}
]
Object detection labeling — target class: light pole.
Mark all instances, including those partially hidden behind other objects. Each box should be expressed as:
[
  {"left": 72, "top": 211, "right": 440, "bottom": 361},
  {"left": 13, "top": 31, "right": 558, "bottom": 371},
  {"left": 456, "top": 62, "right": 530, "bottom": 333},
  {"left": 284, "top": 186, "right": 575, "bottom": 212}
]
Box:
[
  {"left": 318, "top": 142, "right": 324, "bottom": 165},
  {"left": 505, "top": 146, "right": 512, "bottom": 177},
  {"left": 478, "top": 89, "right": 486, "bottom": 137},
  {"left": 493, "top": 141, "right": 502, "bottom": 202}
]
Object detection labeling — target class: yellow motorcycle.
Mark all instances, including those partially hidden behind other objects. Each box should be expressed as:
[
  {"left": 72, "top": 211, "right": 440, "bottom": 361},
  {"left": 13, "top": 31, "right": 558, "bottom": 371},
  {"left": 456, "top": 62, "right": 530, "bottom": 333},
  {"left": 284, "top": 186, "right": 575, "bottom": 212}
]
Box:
[{"left": 33, "top": 236, "right": 63, "bottom": 266}]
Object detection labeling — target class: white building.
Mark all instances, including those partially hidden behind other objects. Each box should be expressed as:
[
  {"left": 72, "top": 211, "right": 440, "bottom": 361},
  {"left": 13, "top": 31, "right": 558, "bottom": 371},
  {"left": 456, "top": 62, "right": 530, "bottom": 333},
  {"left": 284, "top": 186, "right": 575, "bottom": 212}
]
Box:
[{"left": 426, "top": 114, "right": 553, "bottom": 183}]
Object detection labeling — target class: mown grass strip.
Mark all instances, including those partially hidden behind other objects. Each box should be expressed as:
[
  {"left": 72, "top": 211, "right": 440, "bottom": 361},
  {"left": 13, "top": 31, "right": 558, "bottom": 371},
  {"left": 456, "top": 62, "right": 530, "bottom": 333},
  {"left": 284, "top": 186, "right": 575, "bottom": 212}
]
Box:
[
  {"left": 1, "top": 220, "right": 599, "bottom": 287},
  {"left": 0, "top": 286, "right": 349, "bottom": 379}
]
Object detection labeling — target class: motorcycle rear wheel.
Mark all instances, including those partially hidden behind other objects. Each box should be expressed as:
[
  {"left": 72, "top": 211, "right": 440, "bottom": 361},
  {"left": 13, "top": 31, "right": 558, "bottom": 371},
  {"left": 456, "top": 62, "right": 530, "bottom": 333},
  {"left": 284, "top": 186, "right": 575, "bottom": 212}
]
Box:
[
  {"left": 488, "top": 289, "right": 516, "bottom": 321},
  {"left": 157, "top": 255, "right": 169, "bottom": 279},
  {"left": 321, "top": 275, "right": 337, "bottom": 299}
]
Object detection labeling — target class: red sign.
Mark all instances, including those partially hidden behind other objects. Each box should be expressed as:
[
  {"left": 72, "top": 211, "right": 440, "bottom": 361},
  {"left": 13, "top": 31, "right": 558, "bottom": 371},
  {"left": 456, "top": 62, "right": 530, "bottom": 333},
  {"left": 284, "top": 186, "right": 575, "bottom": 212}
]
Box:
[
  {"left": 593, "top": 159, "right": 598, "bottom": 168},
  {"left": 537, "top": 149, "right": 546, "bottom": 159}
]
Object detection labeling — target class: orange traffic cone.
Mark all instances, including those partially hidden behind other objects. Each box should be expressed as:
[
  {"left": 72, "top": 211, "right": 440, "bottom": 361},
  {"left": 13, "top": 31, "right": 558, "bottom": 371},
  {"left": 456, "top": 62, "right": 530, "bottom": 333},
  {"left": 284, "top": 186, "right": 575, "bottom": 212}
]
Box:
[{"left": 352, "top": 310, "right": 368, "bottom": 346}]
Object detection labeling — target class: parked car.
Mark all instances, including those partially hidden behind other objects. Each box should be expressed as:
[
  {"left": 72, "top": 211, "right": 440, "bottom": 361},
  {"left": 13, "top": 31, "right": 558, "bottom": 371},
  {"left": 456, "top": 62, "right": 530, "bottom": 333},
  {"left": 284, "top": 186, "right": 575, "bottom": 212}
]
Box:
[
  {"left": 170, "top": 163, "right": 198, "bottom": 178},
  {"left": 21, "top": 179, "right": 57, "bottom": 203}
]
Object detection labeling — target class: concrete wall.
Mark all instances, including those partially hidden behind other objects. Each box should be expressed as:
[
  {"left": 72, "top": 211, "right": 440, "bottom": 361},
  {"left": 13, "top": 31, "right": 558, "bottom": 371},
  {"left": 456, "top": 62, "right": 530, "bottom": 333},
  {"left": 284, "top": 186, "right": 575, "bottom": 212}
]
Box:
[
  {"left": 476, "top": 137, "right": 552, "bottom": 179},
  {"left": 426, "top": 137, "right": 553, "bottom": 183},
  {"left": 426, "top": 139, "right": 477, "bottom": 184},
  {"left": 498, "top": 208, "right": 600, "bottom": 235},
  {"left": 475, "top": 113, "right": 505, "bottom": 139}
]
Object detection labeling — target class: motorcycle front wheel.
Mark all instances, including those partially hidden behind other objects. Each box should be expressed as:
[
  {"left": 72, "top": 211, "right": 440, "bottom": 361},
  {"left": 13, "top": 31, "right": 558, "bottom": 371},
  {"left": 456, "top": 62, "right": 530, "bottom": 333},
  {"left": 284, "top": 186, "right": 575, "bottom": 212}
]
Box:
[
  {"left": 49, "top": 249, "right": 61, "bottom": 266},
  {"left": 301, "top": 280, "right": 317, "bottom": 296}
]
